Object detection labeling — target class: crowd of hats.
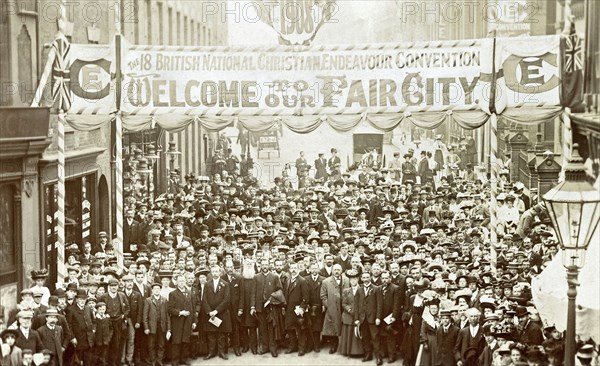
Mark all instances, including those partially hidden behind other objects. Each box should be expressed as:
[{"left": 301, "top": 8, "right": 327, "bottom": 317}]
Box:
[{"left": 21, "top": 143, "right": 596, "bottom": 364}]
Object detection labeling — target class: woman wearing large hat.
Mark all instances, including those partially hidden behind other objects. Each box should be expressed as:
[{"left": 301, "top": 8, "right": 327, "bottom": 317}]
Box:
[
  {"left": 1, "top": 328, "right": 23, "bottom": 365},
  {"left": 338, "top": 269, "right": 363, "bottom": 357},
  {"left": 30, "top": 269, "right": 51, "bottom": 306}
]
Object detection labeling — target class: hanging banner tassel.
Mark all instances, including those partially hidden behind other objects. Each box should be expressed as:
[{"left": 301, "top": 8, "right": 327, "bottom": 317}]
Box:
[{"left": 56, "top": 109, "right": 67, "bottom": 285}]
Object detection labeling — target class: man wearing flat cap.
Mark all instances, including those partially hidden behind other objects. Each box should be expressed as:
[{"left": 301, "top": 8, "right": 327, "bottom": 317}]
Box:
[{"left": 14, "top": 310, "right": 44, "bottom": 353}]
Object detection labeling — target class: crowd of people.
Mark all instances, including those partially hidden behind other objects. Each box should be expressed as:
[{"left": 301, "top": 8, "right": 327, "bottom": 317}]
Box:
[{"left": 1, "top": 134, "right": 599, "bottom": 366}]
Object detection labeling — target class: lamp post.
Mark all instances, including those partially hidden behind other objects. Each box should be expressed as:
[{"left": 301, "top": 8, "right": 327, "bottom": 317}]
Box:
[{"left": 542, "top": 144, "right": 600, "bottom": 366}]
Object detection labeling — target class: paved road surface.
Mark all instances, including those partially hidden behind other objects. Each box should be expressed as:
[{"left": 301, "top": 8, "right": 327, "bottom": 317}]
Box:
[{"left": 189, "top": 352, "right": 405, "bottom": 365}]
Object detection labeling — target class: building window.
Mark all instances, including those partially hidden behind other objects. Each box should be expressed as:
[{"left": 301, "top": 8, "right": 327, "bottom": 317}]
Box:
[
  {"left": 17, "top": 25, "right": 33, "bottom": 105},
  {"left": 184, "top": 16, "right": 188, "bottom": 45},
  {"left": 177, "top": 11, "right": 181, "bottom": 45},
  {"left": 190, "top": 19, "right": 194, "bottom": 46},
  {"left": 158, "top": 2, "right": 163, "bottom": 45},
  {"left": 0, "top": 184, "right": 17, "bottom": 285},
  {"left": 168, "top": 7, "right": 173, "bottom": 45},
  {"left": 197, "top": 22, "right": 201, "bottom": 45},
  {"left": 134, "top": 0, "right": 140, "bottom": 44},
  {"left": 0, "top": 3, "right": 12, "bottom": 106},
  {"left": 146, "top": 0, "right": 152, "bottom": 44}
]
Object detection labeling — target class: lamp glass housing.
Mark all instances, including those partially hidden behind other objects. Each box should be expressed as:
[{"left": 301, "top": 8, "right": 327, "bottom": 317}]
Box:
[{"left": 543, "top": 144, "right": 600, "bottom": 269}]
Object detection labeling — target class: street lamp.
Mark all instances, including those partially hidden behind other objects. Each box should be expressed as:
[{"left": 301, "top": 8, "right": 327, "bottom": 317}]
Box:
[{"left": 542, "top": 143, "right": 600, "bottom": 366}]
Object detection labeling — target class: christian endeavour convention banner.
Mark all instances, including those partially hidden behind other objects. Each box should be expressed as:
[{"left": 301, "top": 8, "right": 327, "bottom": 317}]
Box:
[{"left": 117, "top": 37, "right": 560, "bottom": 117}]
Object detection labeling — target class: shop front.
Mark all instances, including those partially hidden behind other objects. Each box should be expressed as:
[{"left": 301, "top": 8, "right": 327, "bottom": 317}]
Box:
[
  {"left": 40, "top": 148, "right": 105, "bottom": 288},
  {"left": 0, "top": 107, "right": 50, "bottom": 320}
]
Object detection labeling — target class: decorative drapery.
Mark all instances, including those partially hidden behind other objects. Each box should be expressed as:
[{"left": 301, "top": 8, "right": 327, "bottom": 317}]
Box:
[{"left": 65, "top": 106, "right": 556, "bottom": 134}]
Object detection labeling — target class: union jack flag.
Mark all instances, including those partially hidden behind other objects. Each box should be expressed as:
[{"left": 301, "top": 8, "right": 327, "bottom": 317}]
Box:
[
  {"left": 564, "top": 33, "right": 583, "bottom": 73},
  {"left": 52, "top": 35, "right": 72, "bottom": 111}
]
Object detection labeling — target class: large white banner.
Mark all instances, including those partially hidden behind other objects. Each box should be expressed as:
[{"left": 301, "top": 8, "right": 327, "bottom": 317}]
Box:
[
  {"left": 63, "top": 36, "right": 563, "bottom": 117},
  {"left": 68, "top": 44, "right": 115, "bottom": 115},
  {"left": 120, "top": 40, "right": 489, "bottom": 116}
]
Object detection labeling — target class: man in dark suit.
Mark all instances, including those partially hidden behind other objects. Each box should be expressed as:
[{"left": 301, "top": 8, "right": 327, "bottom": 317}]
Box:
[
  {"left": 14, "top": 310, "right": 44, "bottom": 353},
  {"left": 203, "top": 265, "right": 232, "bottom": 360},
  {"left": 284, "top": 262, "right": 310, "bottom": 356},
  {"left": 65, "top": 289, "right": 95, "bottom": 366},
  {"left": 454, "top": 308, "right": 486, "bottom": 366},
  {"left": 319, "top": 254, "right": 335, "bottom": 277},
  {"left": 168, "top": 274, "right": 197, "bottom": 366},
  {"left": 516, "top": 306, "right": 544, "bottom": 346},
  {"left": 93, "top": 231, "right": 110, "bottom": 255},
  {"left": 355, "top": 272, "right": 383, "bottom": 365},
  {"left": 98, "top": 279, "right": 130, "bottom": 366},
  {"left": 124, "top": 208, "right": 140, "bottom": 250},
  {"left": 304, "top": 262, "right": 326, "bottom": 352},
  {"left": 38, "top": 309, "right": 69, "bottom": 366},
  {"left": 334, "top": 243, "right": 352, "bottom": 271},
  {"left": 143, "top": 283, "right": 171, "bottom": 366},
  {"left": 295, "top": 151, "right": 309, "bottom": 188},
  {"left": 186, "top": 212, "right": 205, "bottom": 243},
  {"left": 437, "top": 309, "right": 460, "bottom": 366},
  {"left": 173, "top": 221, "right": 192, "bottom": 247},
  {"left": 122, "top": 274, "right": 144, "bottom": 365},
  {"left": 379, "top": 271, "right": 401, "bottom": 363},
  {"left": 222, "top": 260, "right": 243, "bottom": 356},
  {"left": 255, "top": 257, "right": 284, "bottom": 357},
  {"left": 133, "top": 269, "right": 151, "bottom": 298}
]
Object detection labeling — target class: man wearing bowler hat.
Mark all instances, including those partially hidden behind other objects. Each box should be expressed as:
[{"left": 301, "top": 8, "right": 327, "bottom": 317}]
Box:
[
  {"left": 98, "top": 278, "right": 130, "bottom": 366},
  {"left": 65, "top": 289, "right": 95, "bottom": 365},
  {"left": 38, "top": 308, "right": 69, "bottom": 366},
  {"left": 515, "top": 306, "right": 543, "bottom": 346},
  {"left": 283, "top": 260, "right": 310, "bottom": 356},
  {"left": 144, "top": 282, "right": 171, "bottom": 366}
]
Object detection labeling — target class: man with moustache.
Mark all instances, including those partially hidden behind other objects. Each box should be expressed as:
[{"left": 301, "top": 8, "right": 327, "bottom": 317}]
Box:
[
  {"left": 202, "top": 265, "right": 232, "bottom": 360},
  {"left": 222, "top": 259, "right": 243, "bottom": 356},
  {"left": 320, "top": 263, "right": 345, "bottom": 354},
  {"left": 455, "top": 308, "right": 485, "bottom": 366},
  {"left": 284, "top": 261, "right": 310, "bottom": 356},
  {"left": 65, "top": 289, "right": 94, "bottom": 366},
  {"left": 355, "top": 272, "right": 383, "bottom": 366},
  {"left": 143, "top": 283, "right": 171, "bottom": 366},
  {"left": 238, "top": 256, "right": 259, "bottom": 354},
  {"left": 304, "top": 262, "right": 326, "bottom": 353},
  {"left": 379, "top": 271, "right": 402, "bottom": 363},
  {"left": 168, "top": 274, "right": 197, "bottom": 366},
  {"left": 37, "top": 309, "right": 69, "bottom": 366},
  {"left": 255, "top": 257, "right": 284, "bottom": 357}
]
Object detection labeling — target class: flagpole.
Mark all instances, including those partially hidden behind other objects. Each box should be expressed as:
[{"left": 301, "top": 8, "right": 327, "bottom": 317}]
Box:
[
  {"left": 55, "top": 0, "right": 69, "bottom": 285},
  {"left": 57, "top": 109, "right": 66, "bottom": 284},
  {"left": 488, "top": 33, "right": 498, "bottom": 275},
  {"left": 114, "top": 6, "right": 124, "bottom": 267},
  {"left": 31, "top": 47, "right": 56, "bottom": 108},
  {"left": 559, "top": 0, "right": 574, "bottom": 182}
]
